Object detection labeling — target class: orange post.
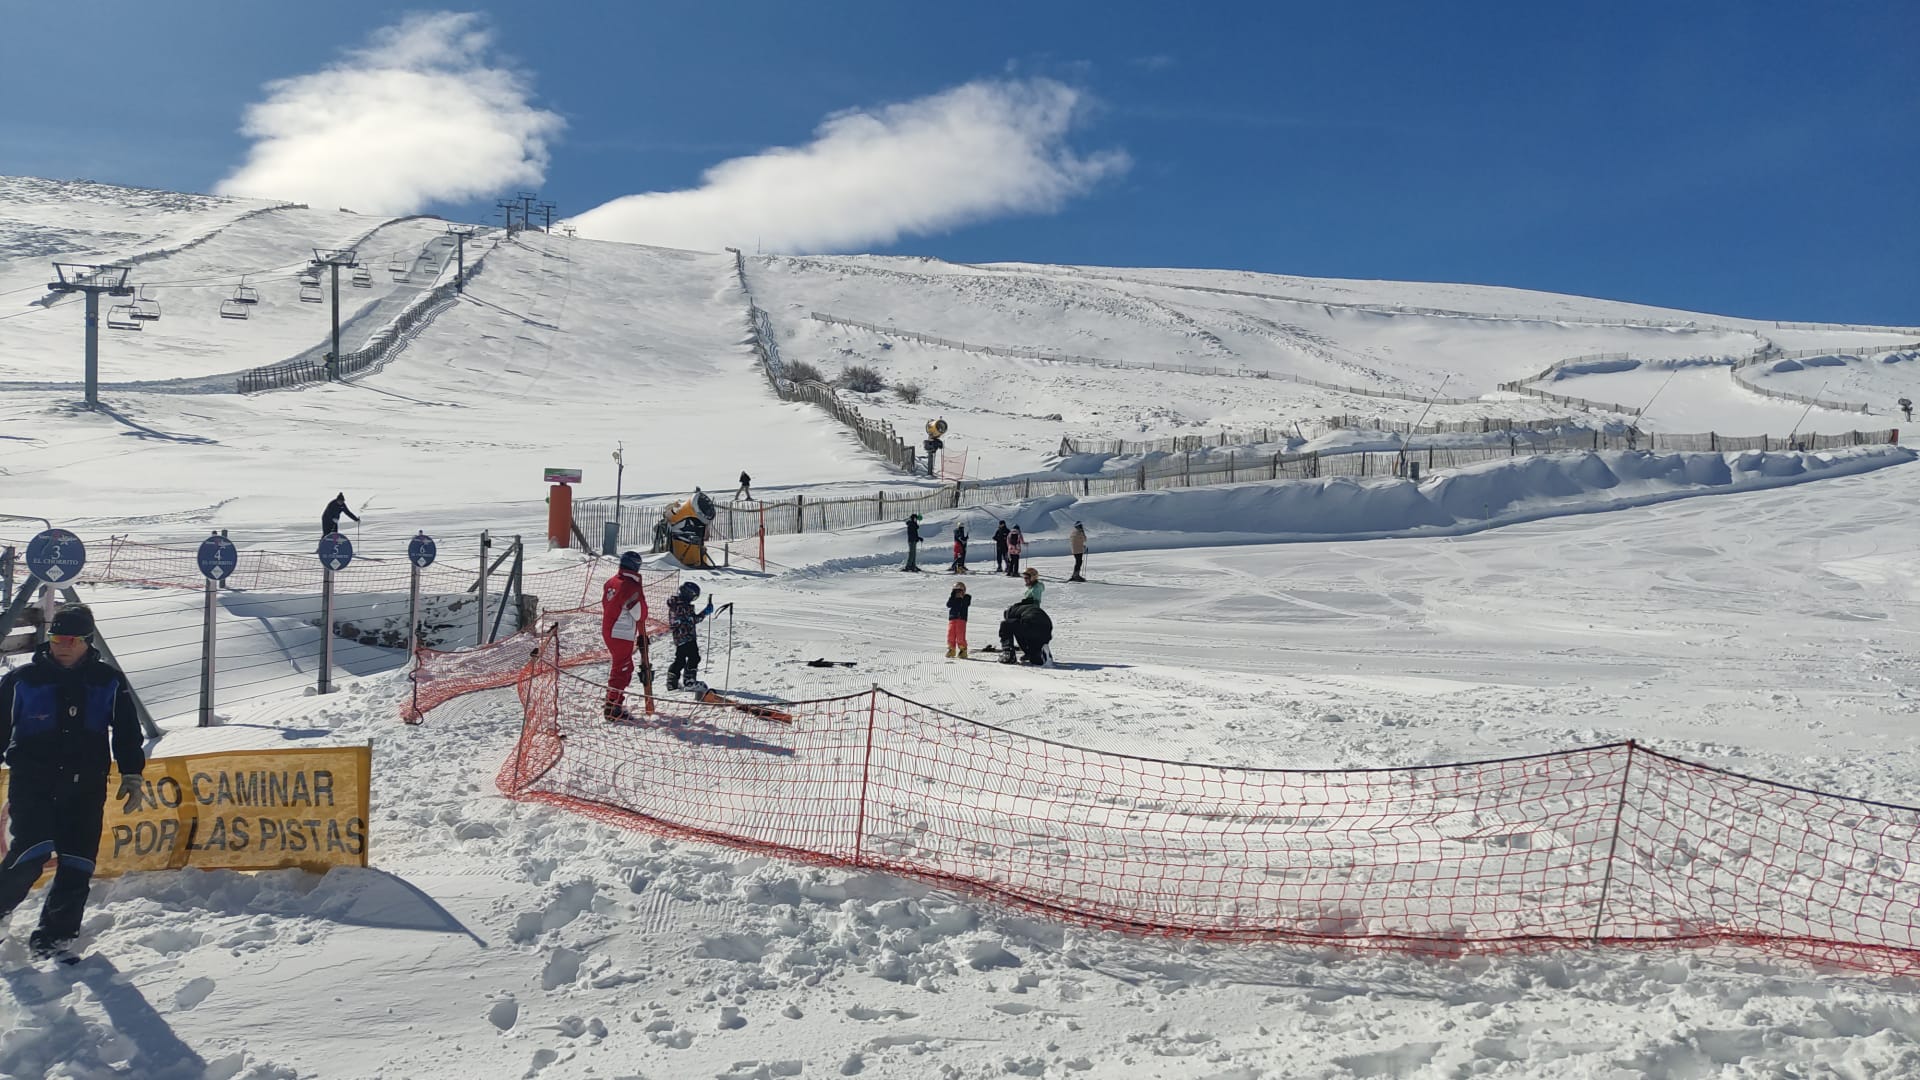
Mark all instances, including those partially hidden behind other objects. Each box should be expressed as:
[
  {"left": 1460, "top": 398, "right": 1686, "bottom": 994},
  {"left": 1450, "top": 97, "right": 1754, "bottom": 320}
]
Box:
[{"left": 547, "top": 482, "right": 573, "bottom": 548}]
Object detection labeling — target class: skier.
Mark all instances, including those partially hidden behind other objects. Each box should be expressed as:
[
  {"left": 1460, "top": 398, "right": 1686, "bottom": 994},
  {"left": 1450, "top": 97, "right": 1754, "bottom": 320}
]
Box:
[
  {"left": 992, "top": 521, "right": 1010, "bottom": 573},
  {"left": 599, "top": 551, "right": 651, "bottom": 719},
  {"left": 997, "top": 569, "right": 1052, "bottom": 665},
  {"left": 666, "top": 582, "right": 715, "bottom": 691},
  {"left": 0, "top": 605, "right": 146, "bottom": 960},
  {"left": 1005, "top": 526, "right": 1024, "bottom": 577},
  {"left": 950, "top": 524, "right": 969, "bottom": 573},
  {"left": 1069, "top": 522, "right": 1088, "bottom": 582},
  {"left": 735, "top": 471, "right": 753, "bottom": 501},
  {"left": 1902, "top": 398, "right": 1913, "bottom": 423},
  {"left": 321, "top": 492, "right": 359, "bottom": 536},
  {"left": 946, "top": 582, "right": 971, "bottom": 658},
  {"left": 903, "top": 513, "right": 924, "bottom": 573}
]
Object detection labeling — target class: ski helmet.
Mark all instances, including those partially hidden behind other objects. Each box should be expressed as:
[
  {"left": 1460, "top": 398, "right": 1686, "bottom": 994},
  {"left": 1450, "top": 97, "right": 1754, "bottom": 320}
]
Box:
[
  {"left": 618, "top": 550, "right": 644, "bottom": 574},
  {"left": 678, "top": 581, "right": 701, "bottom": 600}
]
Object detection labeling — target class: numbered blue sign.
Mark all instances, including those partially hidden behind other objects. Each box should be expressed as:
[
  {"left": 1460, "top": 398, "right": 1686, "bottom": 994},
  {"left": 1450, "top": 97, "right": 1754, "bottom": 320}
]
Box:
[
  {"left": 197, "top": 534, "right": 238, "bottom": 581},
  {"left": 407, "top": 533, "right": 437, "bottom": 569},
  {"left": 317, "top": 532, "right": 354, "bottom": 572},
  {"left": 24, "top": 529, "right": 86, "bottom": 583}
]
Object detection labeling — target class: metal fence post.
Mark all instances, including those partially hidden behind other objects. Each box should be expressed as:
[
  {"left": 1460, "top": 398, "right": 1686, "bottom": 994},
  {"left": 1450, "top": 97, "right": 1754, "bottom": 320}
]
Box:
[
  {"left": 199, "top": 575, "right": 218, "bottom": 726},
  {"left": 319, "top": 564, "right": 336, "bottom": 695}
]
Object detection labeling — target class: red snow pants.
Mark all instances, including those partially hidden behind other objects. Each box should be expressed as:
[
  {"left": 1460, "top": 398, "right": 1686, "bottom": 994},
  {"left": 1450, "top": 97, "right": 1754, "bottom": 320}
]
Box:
[
  {"left": 947, "top": 619, "right": 968, "bottom": 650},
  {"left": 606, "top": 637, "right": 636, "bottom": 707}
]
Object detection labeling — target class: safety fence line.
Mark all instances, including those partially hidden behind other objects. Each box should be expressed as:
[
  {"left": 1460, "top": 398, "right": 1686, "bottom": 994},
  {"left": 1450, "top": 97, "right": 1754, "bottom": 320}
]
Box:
[
  {"left": 485, "top": 626, "right": 1920, "bottom": 974},
  {"left": 1499, "top": 342, "right": 1920, "bottom": 418},
  {"left": 573, "top": 425, "right": 1898, "bottom": 551},
  {"left": 806, "top": 311, "right": 1480, "bottom": 405},
  {"left": 727, "top": 251, "right": 919, "bottom": 474}
]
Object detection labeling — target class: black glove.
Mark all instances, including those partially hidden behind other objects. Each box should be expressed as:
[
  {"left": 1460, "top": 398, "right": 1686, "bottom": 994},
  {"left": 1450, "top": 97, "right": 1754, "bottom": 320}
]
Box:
[{"left": 117, "top": 772, "right": 144, "bottom": 811}]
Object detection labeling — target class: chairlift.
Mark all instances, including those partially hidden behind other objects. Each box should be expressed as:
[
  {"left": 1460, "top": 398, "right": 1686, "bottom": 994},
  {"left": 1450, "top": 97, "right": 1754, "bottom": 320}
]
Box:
[
  {"left": 131, "top": 285, "right": 161, "bottom": 321},
  {"left": 299, "top": 284, "right": 325, "bottom": 304},
  {"left": 298, "top": 272, "right": 320, "bottom": 288},
  {"left": 351, "top": 266, "right": 373, "bottom": 288},
  {"left": 219, "top": 298, "right": 250, "bottom": 320},
  {"left": 106, "top": 303, "right": 143, "bottom": 330}
]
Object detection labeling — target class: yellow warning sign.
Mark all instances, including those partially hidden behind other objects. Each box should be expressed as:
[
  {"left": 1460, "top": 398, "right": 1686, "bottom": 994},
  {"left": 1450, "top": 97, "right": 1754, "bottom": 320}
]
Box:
[{"left": 1, "top": 745, "right": 371, "bottom": 878}]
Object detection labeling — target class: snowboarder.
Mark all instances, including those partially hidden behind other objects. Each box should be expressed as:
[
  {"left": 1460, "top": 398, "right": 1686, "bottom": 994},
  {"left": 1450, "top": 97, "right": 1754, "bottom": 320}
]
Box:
[
  {"left": 1005, "top": 526, "right": 1025, "bottom": 577},
  {"left": 946, "top": 582, "right": 971, "bottom": 658},
  {"left": 997, "top": 569, "right": 1052, "bottom": 665},
  {"left": 950, "top": 525, "right": 969, "bottom": 573},
  {"left": 735, "top": 471, "right": 753, "bottom": 501},
  {"left": 992, "top": 521, "right": 1010, "bottom": 573},
  {"left": 666, "top": 581, "right": 715, "bottom": 691},
  {"left": 321, "top": 492, "right": 359, "bottom": 536},
  {"left": 1901, "top": 398, "right": 1913, "bottom": 423},
  {"left": 599, "top": 551, "right": 651, "bottom": 719},
  {"left": 903, "top": 513, "right": 924, "bottom": 573},
  {"left": 0, "top": 605, "right": 146, "bottom": 960},
  {"left": 1069, "top": 522, "right": 1088, "bottom": 582}
]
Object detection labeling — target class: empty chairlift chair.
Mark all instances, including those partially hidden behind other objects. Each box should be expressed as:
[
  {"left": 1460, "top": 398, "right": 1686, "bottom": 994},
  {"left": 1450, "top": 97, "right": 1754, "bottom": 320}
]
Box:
[
  {"left": 351, "top": 266, "right": 373, "bottom": 288},
  {"left": 219, "top": 298, "right": 249, "bottom": 319},
  {"left": 387, "top": 251, "right": 411, "bottom": 281},
  {"left": 105, "top": 301, "right": 143, "bottom": 330},
  {"left": 299, "top": 283, "right": 325, "bottom": 303},
  {"left": 233, "top": 276, "right": 260, "bottom": 305},
  {"left": 131, "top": 285, "right": 161, "bottom": 322}
]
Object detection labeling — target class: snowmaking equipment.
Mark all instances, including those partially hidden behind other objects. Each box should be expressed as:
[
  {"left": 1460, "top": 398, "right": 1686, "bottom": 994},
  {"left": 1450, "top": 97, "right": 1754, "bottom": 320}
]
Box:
[
  {"left": 923, "top": 417, "right": 948, "bottom": 477},
  {"left": 662, "top": 489, "right": 719, "bottom": 567}
]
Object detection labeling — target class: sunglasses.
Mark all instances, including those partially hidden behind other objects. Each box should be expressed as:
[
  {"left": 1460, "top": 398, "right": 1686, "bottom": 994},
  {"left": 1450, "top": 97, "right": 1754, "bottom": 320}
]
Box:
[{"left": 48, "top": 634, "right": 90, "bottom": 645}]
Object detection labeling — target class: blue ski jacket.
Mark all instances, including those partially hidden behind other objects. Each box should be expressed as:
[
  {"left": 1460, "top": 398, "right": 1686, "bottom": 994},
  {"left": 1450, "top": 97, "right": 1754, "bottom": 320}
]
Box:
[{"left": 0, "top": 644, "right": 146, "bottom": 777}]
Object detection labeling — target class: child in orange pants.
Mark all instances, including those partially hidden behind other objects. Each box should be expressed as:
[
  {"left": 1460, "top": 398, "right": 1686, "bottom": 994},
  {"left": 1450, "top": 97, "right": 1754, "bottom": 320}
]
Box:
[{"left": 946, "top": 582, "right": 971, "bottom": 658}]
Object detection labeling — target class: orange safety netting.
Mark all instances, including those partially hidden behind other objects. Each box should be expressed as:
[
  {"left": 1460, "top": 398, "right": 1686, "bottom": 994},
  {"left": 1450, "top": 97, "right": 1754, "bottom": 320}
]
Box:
[
  {"left": 403, "top": 569, "right": 677, "bottom": 722},
  {"left": 488, "top": 627, "right": 1920, "bottom": 973}
]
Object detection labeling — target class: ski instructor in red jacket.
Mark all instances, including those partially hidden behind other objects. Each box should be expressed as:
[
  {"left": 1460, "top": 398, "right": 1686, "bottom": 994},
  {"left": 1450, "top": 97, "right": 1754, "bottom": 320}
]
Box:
[{"left": 600, "top": 551, "right": 652, "bottom": 719}]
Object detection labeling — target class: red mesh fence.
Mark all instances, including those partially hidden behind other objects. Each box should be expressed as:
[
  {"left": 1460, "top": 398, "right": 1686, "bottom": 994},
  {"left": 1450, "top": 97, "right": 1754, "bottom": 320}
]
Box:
[
  {"left": 489, "top": 634, "right": 1920, "bottom": 973},
  {"left": 403, "top": 570, "right": 676, "bottom": 722}
]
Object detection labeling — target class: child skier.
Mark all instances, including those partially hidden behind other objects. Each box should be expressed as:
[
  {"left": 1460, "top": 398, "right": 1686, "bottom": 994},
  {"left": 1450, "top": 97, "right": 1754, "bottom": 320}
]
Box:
[
  {"left": 666, "top": 581, "right": 715, "bottom": 691},
  {"left": 950, "top": 525, "right": 969, "bottom": 573},
  {"left": 1005, "top": 526, "right": 1024, "bottom": 577},
  {"left": 946, "top": 582, "right": 971, "bottom": 658}
]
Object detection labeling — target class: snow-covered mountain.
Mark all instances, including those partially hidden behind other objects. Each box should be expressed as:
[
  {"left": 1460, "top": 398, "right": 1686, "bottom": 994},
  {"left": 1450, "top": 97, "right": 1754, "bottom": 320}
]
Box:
[{"left": 5, "top": 177, "right": 1920, "bottom": 1078}]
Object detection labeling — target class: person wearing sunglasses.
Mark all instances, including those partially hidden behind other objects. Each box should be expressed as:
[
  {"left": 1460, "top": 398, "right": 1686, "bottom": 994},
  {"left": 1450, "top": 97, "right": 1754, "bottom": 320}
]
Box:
[{"left": 0, "top": 604, "right": 146, "bottom": 959}]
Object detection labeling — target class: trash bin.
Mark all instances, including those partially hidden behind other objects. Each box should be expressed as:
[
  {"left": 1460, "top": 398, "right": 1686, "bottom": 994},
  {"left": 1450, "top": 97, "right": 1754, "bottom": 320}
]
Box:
[
  {"left": 1409, "top": 461, "right": 1421, "bottom": 482},
  {"left": 602, "top": 519, "right": 620, "bottom": 556}
]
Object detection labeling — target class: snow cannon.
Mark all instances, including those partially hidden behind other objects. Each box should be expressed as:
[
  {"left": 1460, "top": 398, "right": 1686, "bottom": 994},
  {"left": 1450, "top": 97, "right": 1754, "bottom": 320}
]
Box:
[{"left": 663, "top": 489, "right": 719, "bottom": 568}]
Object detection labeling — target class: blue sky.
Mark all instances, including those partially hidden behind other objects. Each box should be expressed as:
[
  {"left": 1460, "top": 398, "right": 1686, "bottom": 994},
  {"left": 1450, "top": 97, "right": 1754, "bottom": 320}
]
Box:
[{"left": 3, "top": 2, "right": 1914, "bottom": 324}]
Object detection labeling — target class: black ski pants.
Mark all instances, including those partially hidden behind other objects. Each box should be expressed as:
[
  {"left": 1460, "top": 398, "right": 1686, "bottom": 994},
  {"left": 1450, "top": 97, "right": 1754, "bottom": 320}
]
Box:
[
  {"left": 0, "top": 768, "right": 109, "bottom": 944},
  {"left": 668, "top": 640, "right": 701, "bottom": 687}
]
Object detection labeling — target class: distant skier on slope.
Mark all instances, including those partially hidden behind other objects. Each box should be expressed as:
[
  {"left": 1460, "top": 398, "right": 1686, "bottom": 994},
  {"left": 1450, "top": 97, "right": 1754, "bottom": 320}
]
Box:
[
  {"left": 599, "top": 551, "right": 651, "bottom": 719},
  {"left": 950, "top": 524, "right": 969, "bottom": 574},
  {"left": 1068, "top": 521, "right": 1088, "bottom": 582},
  {"left": 1004, "top": 526, "right": 1025, "bottom": 577},
  {"left": 992, "top": 521, "right": 1011, "bottom": 573},
  {"left": 666, "top": 581, "right": 715, "bottom": 691},
  {"left": 1902, "top": 397, "right": 1913, "bottom": 423},
  {"left": 321, "top": 492, "right": 359, "bottom": 536},
  {"left": 903, "top": 513, "right": 924, "bottom": 573}
]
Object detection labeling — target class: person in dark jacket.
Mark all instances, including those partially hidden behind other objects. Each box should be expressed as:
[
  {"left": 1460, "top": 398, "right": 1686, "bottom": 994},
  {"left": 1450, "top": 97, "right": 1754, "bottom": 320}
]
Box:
[
  {"left": 0, "top": 605, "right": 145, "bottom": 958},
  {"left": 945, "top": 582, "right": 971, "bottom": 658},
  {"left": 735, "top": 472, "right": 753, "bottom": 500},
  {"left": 665, "top": 582, "right": 715, "bottom": 691},
  {"left": 992, "top": 521, "right": 1011, "bottom": 573},
  {"left": 321, "top": 492, "right": 359, "bottom": 536},
  {"left": 950, "top": 525, "right": 969, "bottom": 574},
  {"left": 997, "top": 574, "right": 1053, "bottom": 666},
  {"left": 902, "top": 513, "right": 923, "bottom": 573}
]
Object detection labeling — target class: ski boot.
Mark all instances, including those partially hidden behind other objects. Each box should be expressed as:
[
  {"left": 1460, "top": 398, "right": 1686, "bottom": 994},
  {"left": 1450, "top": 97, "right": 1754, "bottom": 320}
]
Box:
[
  {"left": 999, "top": 649, "right": 1018, "bottom": 664},
  {"left": 958, "top": 647, "right": 968, "bottom": 659},
  {"left": 603, "top": 701, "right": 626, "bottom": 721},
  {"left": 946, "top": 646, "right": 957, "bottom": 658}
]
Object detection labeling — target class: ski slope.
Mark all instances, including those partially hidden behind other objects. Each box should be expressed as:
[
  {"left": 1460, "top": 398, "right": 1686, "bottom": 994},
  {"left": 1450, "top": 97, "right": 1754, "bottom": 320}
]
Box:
[{"left": 5, "top": 176, "right": 1920, "bottom": 1077}]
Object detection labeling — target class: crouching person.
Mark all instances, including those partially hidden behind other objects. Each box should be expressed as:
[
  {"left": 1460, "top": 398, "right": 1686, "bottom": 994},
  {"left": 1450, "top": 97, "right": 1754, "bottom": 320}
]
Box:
[
  {"left": 997, "top": 568, "right": 1053, "bottom": 666},
  {"left": 0, "top": 605, "right": 146, "bottom": 958}
]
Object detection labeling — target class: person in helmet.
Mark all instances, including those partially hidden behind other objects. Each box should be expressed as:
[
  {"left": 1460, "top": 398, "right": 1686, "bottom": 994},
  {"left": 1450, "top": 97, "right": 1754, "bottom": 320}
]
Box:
[
  {"left": 666, "top": 581, "right": 715, "bottom": 691},
  {"left": 599, "top": 551, "right": 652, "bottom": 719}
]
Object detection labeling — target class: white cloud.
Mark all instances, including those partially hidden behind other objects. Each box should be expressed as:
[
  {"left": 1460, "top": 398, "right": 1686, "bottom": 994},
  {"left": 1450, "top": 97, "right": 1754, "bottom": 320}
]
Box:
[
  {"left": 569, "top": 78, "right": 1128, "bottom": 253},
  {"left": 214, "top": 12, "right": 563, "bottom": 214}
]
